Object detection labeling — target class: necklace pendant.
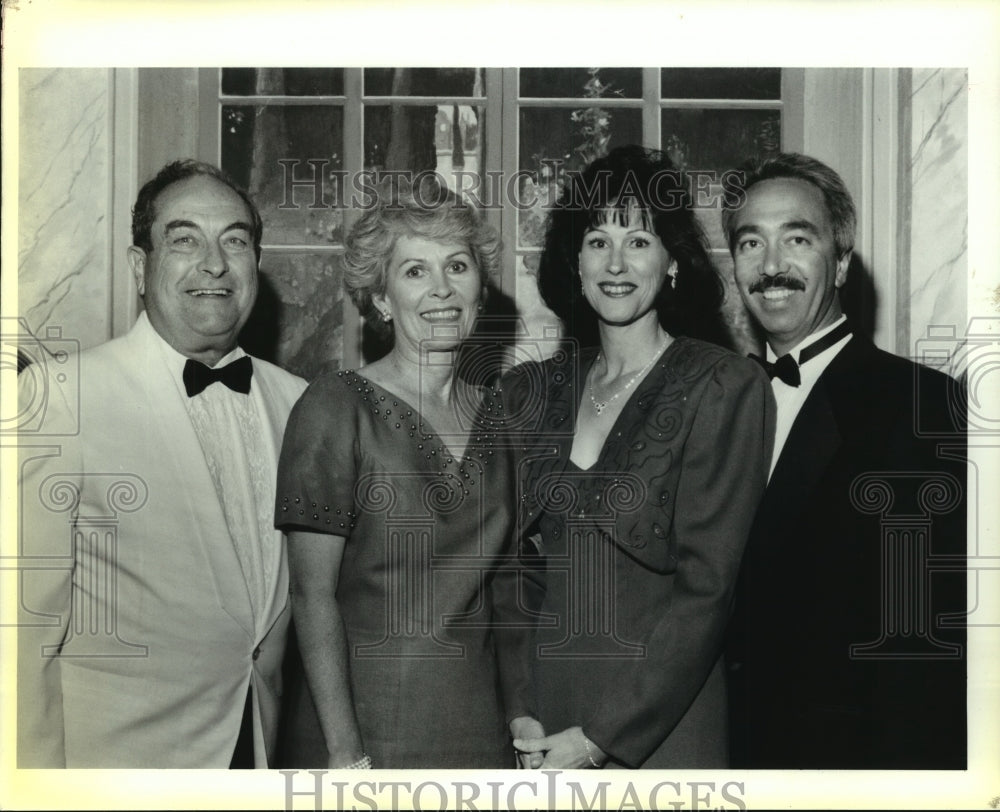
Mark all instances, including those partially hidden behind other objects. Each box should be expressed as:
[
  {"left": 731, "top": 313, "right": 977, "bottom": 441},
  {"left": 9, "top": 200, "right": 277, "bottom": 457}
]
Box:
[{"left": 593, "top": 401, "right": 605, "bottom": 415}]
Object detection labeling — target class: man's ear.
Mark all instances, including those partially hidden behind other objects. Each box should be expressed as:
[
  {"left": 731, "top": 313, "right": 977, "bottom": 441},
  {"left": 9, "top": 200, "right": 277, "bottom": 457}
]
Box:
[
  {"left": 127, "top": 246, "right": 147, "bottom": 296},
  {"left": 835, "top": 250, "right": 852, "bottom": 289}
]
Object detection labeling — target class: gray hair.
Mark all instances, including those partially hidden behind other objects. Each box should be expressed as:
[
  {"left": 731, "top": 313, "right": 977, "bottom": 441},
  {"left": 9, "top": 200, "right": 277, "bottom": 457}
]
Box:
[{"left": 721, "top": 152, "right": 857, "bottom": 257}]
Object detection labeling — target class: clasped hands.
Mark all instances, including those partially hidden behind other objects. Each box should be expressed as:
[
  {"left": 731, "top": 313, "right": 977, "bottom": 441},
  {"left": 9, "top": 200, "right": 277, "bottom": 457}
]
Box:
[{"left": 509, "top": 716, "right": 606, "bottom": 769}]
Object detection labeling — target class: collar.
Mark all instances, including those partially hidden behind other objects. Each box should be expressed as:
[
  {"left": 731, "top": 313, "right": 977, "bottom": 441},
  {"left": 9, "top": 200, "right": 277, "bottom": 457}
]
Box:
[{"left": 766, "top": 315, "right": 850, "bottom": 364}]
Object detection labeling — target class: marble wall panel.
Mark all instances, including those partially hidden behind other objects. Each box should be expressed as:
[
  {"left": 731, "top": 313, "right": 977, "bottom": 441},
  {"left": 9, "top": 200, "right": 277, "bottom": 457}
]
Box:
[
  {"left": 907, "top": 68, "right": 968, "bottom": 366},
  {"left": 18, "top": 68, "right": 113, "bottom": 352}
]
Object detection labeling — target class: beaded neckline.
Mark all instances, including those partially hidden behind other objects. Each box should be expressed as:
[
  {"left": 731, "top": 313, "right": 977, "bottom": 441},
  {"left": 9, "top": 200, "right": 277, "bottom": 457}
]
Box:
[
  {"left": 336, "top": 369, "right": 503, "bottom": 475},
  {"left": 280, "top": 371, "right": 506, "bottom": 527}
]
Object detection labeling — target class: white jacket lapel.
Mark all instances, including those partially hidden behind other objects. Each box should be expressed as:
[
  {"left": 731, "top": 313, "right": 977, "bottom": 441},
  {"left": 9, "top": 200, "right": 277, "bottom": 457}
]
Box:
[{"left": 127, "top": 314, "right": 255, "bottom": 638}]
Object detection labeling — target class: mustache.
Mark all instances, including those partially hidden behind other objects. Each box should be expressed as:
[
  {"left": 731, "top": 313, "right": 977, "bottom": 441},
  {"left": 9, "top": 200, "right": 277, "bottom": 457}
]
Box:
[{"left": 749, "top": 274, "right": 807, "bottom": 295}]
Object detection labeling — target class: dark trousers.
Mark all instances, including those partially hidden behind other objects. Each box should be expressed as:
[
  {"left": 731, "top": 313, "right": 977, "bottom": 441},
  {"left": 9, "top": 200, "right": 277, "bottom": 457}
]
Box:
[{"left": 229, "top": 687, "right": 255, "bottom": 768}]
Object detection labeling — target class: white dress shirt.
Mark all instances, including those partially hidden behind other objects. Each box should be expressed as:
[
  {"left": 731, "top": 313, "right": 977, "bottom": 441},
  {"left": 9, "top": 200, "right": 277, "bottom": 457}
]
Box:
[
  {"left": 767, "top": 315, "right": 852, "bottom": 479},
  {"left": 152, "top": 329, "right": 276, "bottom": 631}
]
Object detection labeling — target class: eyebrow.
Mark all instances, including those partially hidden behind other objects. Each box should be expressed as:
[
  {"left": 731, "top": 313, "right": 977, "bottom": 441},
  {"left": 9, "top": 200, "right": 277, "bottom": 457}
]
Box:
[
  {"left": 731, "top": 224, "right": 759, "bottom": 242},
  {"left": 781, "top": 219, "right": 822, "bottom": 235},
  {"left": 163, "top": 219, "right": 253, "bottom": 235},
  {"left": 584, "top": 224, "right": 653, "bottom": 235},
  {"left": 397, "top": 249, "right": 473, "bottom": 263},
  {"left": 732, "top": 219, "right": 822, "bottom": 239}
]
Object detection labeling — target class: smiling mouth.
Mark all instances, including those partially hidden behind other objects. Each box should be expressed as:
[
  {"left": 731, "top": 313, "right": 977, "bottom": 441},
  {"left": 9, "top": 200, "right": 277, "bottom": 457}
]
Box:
[
  {"left": 598, "top": 282, "right": 637, "bottom": 297},
  {"left": 188, "top": 289, "right": 232, "bottom": 297},
  {"left": 420, "top": 308, "right": 462, "bottom": 322},
  {"left": 761, "top": 288, "right": 796, "bottom": 301}
]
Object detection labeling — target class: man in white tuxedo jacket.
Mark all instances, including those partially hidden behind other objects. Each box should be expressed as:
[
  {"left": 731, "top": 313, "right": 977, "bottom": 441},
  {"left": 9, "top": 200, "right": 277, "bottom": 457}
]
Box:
[{"left": 17, "top": 160, "right": 307, "bottom": 767}]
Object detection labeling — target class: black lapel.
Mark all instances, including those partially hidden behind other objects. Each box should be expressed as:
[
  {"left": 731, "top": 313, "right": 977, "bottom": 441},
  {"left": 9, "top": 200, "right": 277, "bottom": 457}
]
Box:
[{"left": 753, "top": 337, "right": 867, "bottom": 540}]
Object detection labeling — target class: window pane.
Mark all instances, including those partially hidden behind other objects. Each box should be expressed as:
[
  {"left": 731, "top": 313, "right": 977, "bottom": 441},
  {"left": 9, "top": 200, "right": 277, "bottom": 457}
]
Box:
[
  {"left": 518, "top": 106, "right": 643, "bottom": 248},
  {"left": 364, "top": 68, "right": 482, "bottom": 97},
  {"left": 364, "top": 104, "right": 485, "bottom": 196},
  {"left": 660, "top": 108, "right": 780, "bottom": 253},
  {"left": 222, "top": 105, "right": 344, "bottom": 246},
  {"left": 519, "top": 68, "right": 643, "bottom": 99},
  {"left": 660, "top": 68, "right": 781, "bottom": 100},
  {"left": 241, "top": 251, "right": 346, "bottom": 380},
  {"left": 222, "top": 68, "right": 345, "bottom": 96},
  {"left": 661, "top": 108, "right": 780, "bottom": 172}
]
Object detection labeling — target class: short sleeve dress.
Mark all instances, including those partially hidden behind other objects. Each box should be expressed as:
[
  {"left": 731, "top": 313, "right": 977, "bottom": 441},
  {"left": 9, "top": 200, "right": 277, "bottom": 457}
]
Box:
[
  {"left": 503, "top": 337, "right": 774, "bottom": 768},
  {"left": 274, "top": 369, "right": 526, "bottom": 768}
]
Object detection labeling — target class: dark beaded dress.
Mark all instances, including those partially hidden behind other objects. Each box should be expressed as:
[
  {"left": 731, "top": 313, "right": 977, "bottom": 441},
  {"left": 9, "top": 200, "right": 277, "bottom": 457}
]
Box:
[
  {"left": 275, "top": 370, "right": 529, "bottom": 768},
  {"left": 503, "top": 339, "right": 773, "bottom": 768}
]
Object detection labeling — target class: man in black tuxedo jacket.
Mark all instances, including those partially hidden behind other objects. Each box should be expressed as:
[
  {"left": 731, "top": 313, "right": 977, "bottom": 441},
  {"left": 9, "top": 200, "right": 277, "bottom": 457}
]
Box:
[{"left": 722, "top": 153, "right": 966, "bottom": 768}]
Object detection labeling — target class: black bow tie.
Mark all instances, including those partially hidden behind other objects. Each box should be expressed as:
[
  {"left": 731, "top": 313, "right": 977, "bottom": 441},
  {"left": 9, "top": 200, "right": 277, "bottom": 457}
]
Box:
[
  {"left": 183, "top": 356, "right": 253, "bottom": 397},
  {"left": 750, "top": 352, "right": 801, "bottom": 386},
  {"left": 750, "top": 320, "right": 853, "bottom": 388}
]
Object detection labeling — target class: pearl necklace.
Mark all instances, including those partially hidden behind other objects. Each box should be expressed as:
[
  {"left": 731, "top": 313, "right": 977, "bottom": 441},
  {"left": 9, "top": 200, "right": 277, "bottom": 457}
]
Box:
[{"left": 588, "top": 335, "right": 669, "bottom": 416}]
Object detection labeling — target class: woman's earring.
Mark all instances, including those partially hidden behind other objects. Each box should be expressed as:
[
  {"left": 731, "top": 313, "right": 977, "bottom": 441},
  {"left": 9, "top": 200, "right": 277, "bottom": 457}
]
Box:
[{"left": 382, "top": 311, "right": 392, "bottom": 322}]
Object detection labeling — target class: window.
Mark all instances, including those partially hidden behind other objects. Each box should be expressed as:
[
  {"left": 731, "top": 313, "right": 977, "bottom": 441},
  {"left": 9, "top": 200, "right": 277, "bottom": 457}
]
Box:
[{"left": 205, "top": 68, "right": 792, "bottom": 375}]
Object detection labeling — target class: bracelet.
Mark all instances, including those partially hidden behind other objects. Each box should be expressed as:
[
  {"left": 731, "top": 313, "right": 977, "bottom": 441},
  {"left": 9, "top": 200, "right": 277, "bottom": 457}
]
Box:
[
  {"left": 581, "top": 733, "right": 600, "bottom": 768},
  {"left": 342, "top": 754, "right": 372, "bottom": 769}
]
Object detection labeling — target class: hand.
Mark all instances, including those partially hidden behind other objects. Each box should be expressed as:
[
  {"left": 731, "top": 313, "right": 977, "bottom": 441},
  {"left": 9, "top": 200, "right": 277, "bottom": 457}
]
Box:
[
  {"left": 513, "top": 725, "right": 606, "bottom": 769},
  {"left": 509, "top": 716, "right": 546, "bottom": 768}
]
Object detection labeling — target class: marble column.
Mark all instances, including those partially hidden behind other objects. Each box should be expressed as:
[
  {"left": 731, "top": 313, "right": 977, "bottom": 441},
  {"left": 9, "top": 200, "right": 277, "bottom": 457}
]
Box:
[
  {"left": 18, "top": 68, "right": 115, "bottom": 353},
  {"left": 904, "top": 68, "right": 968, "bottom": 375}
]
